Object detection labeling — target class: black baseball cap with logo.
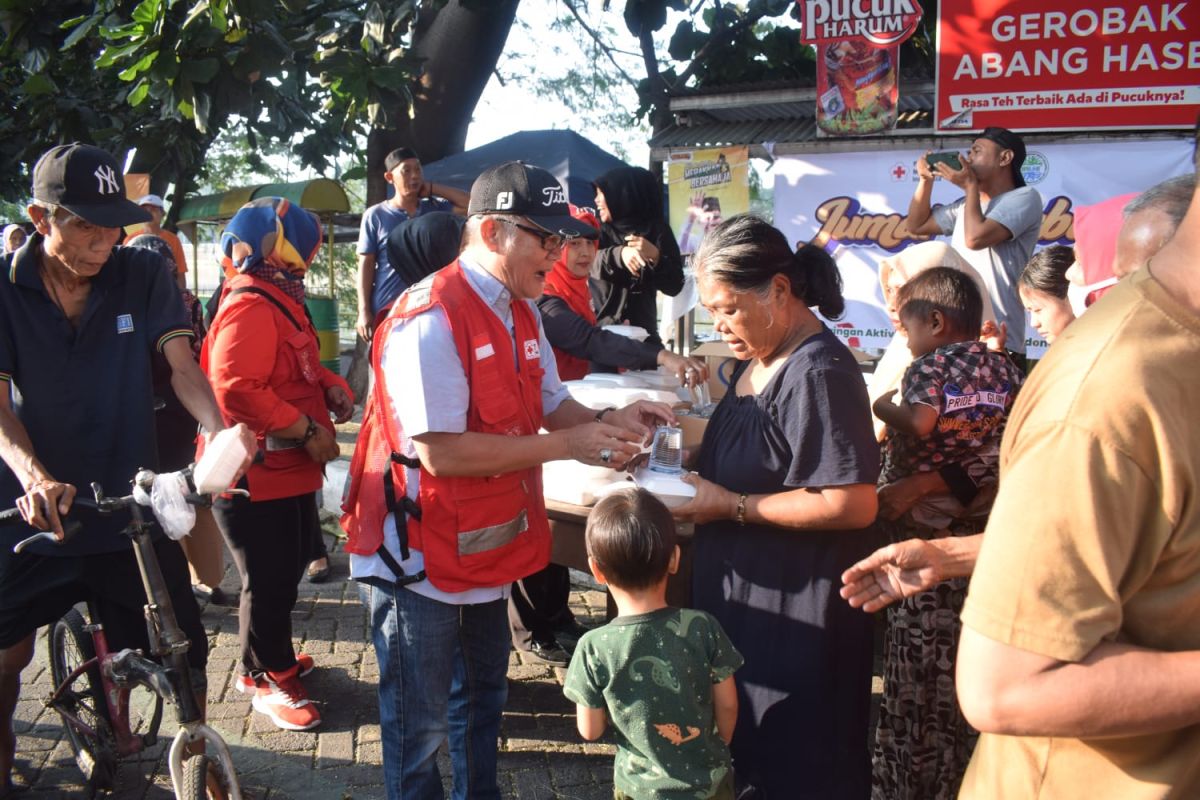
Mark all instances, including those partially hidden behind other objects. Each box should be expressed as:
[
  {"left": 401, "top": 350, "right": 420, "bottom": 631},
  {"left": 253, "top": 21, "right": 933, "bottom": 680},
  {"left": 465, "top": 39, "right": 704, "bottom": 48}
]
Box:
[
  {"left": 32, "top": 143, "right": 150, "bottom": 228},
  {"left": 977, "top": 127, "right": 1027, "bottom": 188},
  {"left": 468, "top": 161, "right": 593, "bottom": 239}
]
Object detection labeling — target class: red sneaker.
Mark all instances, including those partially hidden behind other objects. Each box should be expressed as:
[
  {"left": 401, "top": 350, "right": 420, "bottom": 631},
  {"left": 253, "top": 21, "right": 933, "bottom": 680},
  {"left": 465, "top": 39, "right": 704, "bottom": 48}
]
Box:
[
  {"left": 235, "top": 653, "right": 314, "bottom": 694},
  {"left": 251, "top": 664, "right": 321, "bottom": 731}
]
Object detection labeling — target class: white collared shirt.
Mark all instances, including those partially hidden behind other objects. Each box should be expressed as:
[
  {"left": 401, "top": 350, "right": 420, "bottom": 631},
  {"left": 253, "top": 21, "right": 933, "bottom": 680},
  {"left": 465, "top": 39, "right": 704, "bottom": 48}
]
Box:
[{"left": 349, "top": 257, "right": 569, "bottom": 604}]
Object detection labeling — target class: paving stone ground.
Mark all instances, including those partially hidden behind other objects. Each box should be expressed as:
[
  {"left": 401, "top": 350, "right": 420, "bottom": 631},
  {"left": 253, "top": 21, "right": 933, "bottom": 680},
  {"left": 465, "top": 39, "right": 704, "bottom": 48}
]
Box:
[
  {"left": 11, "top": 530, "right": 624, "bottom": 800},
  {"left": 11, "top": 418, "right": 883, "bottom": 798}
]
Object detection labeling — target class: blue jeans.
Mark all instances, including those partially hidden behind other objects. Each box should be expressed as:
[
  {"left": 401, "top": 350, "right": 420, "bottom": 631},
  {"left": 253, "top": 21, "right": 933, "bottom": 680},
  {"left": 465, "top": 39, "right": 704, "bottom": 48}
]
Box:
[{"left": 362, "top": 582, "right": 510, "bottom": 800}]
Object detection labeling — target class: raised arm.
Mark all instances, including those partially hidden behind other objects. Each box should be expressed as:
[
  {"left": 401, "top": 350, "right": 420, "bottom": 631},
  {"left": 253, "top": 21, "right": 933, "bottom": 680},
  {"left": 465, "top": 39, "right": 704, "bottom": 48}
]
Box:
[
  {"left": 425, "top": 182, "right": 469, "bottom": 215},
  {"left": 906, "top": 152, "right": 945, "bottom": 237},
  {"left": 931, "top": 159, "right": 1014, "bottom": 250}
]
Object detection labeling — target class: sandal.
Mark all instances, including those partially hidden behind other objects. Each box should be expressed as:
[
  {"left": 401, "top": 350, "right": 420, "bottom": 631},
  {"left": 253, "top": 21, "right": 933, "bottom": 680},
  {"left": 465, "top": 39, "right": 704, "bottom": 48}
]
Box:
[{"left": 306, "top": 557, "right": 332, "bottom": 583}]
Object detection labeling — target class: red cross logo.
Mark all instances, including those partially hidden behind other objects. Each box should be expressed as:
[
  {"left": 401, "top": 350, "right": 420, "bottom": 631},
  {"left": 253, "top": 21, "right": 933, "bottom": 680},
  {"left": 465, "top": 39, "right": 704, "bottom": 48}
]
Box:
[{"left": 891, "top": 164, "right": 908, "bottom": 181}]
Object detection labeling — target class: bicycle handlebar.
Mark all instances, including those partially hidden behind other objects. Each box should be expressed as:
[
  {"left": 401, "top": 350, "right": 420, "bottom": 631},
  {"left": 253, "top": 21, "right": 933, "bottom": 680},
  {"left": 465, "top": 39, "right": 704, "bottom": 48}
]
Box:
[{"left": 3, "top": 466, "right": 215, "bottom": 553}]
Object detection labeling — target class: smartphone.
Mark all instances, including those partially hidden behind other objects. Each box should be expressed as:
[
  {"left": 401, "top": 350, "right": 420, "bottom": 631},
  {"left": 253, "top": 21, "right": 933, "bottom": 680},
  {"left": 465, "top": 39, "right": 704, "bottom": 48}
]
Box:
[{"left": 926, "top": 151, "right": 963, "bottom": 171}]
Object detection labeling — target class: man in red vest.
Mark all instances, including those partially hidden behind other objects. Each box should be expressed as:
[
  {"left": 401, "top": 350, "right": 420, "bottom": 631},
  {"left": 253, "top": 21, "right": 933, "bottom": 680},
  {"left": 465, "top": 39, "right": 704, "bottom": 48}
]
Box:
[{"left": 343, "top": 161, "right": 674, "bottom": 800}]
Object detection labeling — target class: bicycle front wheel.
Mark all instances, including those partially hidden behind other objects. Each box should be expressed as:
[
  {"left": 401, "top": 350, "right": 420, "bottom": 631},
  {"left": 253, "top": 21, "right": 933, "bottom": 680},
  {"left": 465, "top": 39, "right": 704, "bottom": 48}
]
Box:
[
  {"left": 180, "top": 753, "right": 229, "bottom": 800},
  {"left": 48, "top": 607, "right": 117, "bottom": 791}
]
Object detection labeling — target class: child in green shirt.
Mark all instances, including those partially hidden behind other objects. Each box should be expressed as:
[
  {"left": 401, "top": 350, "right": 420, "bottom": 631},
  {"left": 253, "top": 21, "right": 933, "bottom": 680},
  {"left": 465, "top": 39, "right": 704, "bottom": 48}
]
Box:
[{"left": 564, "top": 488, "right": 742, "bottom": 800}]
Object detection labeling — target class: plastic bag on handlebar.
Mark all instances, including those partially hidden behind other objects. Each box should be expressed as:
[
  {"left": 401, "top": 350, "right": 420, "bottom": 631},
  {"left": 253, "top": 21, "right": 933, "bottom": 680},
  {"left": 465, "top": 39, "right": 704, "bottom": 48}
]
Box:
[{"left": 138, "top": 471, "right": 195, "bottom": 541}]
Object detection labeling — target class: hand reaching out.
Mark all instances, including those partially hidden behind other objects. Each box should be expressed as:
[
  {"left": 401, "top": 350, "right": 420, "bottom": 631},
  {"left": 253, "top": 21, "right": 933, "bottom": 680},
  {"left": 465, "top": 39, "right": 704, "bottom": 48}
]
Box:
[
  {"left": 671, "top": 472, "right": 737, "bottom": 525},
  {"left": 565, "top": 422, "right": 643, "bottom": 469},
  {"left": 657, "top": 351, "right": 709, "bottom": 388},
  {"left": 840, "top": 537, "right": 950, "bottom": 612}
]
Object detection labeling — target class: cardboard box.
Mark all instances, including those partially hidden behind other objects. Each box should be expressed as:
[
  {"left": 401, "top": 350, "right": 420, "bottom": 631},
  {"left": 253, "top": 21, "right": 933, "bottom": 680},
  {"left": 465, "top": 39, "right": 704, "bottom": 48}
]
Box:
[
  {"left": 692, "top": 340, "right": 738, "bottom": 401},
  {"left": 677, "top": 412, "right": 710, "bottom": 452}
]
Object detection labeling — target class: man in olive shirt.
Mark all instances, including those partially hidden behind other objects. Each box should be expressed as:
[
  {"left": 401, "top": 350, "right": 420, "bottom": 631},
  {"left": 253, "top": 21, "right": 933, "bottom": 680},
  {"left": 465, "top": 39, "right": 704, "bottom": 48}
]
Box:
[{"left": 955, "top": 127, "right": 1200, "bottom": 798}]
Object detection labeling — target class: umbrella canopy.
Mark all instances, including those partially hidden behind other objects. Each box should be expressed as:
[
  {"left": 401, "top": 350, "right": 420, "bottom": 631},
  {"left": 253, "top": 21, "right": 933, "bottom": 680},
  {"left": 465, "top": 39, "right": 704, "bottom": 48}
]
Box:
[{"left": 420, "top": 130, "right": 630, "bottom": 209}]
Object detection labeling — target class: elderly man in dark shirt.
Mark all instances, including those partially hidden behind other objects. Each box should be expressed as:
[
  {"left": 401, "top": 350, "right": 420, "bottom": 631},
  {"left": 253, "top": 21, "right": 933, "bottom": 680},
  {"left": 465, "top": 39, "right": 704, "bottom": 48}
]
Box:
[{"left": 0, "top": 143, "right": 251, "bottom": 794}]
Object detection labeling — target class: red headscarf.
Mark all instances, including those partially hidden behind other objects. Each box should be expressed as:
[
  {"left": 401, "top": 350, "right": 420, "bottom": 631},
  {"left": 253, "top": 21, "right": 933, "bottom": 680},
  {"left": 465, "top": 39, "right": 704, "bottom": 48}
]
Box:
[
  {"left": 543, "top": 205, "right": 600, "bottom": 381},
  {"left": 543, "top": 206, "right": 599, "bottom": 322}
]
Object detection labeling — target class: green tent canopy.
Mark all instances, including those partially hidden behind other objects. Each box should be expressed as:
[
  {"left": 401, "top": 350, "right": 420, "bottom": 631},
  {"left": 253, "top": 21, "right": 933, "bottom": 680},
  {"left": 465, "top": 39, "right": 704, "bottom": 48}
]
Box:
[{"left": 176, "top": 178, "right": 350, "bottom": 223}]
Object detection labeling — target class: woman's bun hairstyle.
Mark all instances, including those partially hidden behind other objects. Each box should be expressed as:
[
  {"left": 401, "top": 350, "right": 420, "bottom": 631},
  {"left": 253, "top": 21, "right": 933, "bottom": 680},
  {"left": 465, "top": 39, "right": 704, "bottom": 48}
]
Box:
[{"left": 693, "top": 215, "right": 845, "bottom": 319}]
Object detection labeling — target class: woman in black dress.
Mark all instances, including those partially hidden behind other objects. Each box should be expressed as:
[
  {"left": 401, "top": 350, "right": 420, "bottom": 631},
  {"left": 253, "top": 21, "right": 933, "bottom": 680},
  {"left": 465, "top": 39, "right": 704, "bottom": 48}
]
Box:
[
  {"left": 673, "top": 216, "right": 881, "bottom": 799},
  {"left": 591, "top": 166, "right": 684, "bottom": 345}
]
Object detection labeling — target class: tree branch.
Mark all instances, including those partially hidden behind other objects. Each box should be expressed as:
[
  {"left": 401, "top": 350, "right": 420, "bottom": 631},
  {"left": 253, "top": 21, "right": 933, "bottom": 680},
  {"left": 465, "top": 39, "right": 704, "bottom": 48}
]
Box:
[
  {"left": 674, "top": 8, "right": 770, "bottom": 89},
  {"left": 559, "top": 0, "right": 640, "bottom": 91}
]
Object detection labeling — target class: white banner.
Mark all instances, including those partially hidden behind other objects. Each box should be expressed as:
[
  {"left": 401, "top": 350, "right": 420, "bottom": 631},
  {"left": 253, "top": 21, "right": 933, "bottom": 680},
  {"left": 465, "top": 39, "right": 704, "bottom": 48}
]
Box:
[{"left": 773, "top": 139, "right": 1193, "bottom": 357}]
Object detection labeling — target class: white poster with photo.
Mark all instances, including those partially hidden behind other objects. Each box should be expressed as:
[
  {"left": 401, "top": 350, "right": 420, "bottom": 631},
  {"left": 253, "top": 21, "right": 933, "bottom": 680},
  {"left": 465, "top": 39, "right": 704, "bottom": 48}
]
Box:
[{"left": 773, "top": 139, "right": 1192, "bottom": 358}]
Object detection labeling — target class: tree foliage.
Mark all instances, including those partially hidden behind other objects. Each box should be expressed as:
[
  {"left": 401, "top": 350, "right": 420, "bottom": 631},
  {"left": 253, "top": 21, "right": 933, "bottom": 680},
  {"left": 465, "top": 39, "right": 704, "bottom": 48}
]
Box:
[
  {"left": 0, "top": 1, "right": 517, "bottom": 210},
  {"left": 555, "top": 0, "right": 814, "bottom": 134}
]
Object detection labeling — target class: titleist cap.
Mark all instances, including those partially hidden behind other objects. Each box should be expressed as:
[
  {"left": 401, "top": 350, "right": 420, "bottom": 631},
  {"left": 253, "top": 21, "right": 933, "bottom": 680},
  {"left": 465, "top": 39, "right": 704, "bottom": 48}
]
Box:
[{"left": 469, "top": 161, "right": 592, "bottom": 238}]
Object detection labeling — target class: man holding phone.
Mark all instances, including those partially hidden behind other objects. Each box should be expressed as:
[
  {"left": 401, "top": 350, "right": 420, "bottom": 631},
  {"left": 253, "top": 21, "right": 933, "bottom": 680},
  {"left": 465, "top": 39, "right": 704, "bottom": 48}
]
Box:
[{"left": 906, "top": 128, "right": 1043, "bottom": 367}]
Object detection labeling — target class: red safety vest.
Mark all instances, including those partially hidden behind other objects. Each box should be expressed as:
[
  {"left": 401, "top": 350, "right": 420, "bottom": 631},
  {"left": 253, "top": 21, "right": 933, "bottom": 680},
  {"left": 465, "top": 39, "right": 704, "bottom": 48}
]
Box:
[{"left": 341, "top": 261, "right": 552, "bottom": 593}]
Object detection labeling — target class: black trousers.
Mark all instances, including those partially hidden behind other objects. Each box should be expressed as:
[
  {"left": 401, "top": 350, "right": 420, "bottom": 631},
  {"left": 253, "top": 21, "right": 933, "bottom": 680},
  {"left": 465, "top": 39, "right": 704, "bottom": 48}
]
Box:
[
  {"left": 507, "top": 563, "right": 574, "bottom": 650},
  {"left": 213, "top": 491, "right": 319, "bottom": 675}
]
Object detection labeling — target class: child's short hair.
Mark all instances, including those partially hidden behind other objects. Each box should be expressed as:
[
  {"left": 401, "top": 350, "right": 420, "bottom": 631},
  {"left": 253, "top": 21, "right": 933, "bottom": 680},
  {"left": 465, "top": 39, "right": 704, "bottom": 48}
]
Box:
[
  {"left": 895, "top": 267, "right": 983, "bottom": 338},
  {"left": 586, "top": 488, "right": 677, "bottom": 591}
]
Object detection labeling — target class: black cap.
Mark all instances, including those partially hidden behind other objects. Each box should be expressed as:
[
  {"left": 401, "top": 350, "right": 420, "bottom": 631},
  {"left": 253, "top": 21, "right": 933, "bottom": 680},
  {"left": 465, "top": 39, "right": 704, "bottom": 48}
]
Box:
[
  {"left": 32, "top": 143, "right": 150, "bottom": 228},
  {"left": 977, "top": 127, "right": 1027, "bottom": 188},
  {"left": 384, "top": 147, "right": 419, "bottom": 172},
  {"left": 468, "top": 162, "right": 593, "bottom": 239}
]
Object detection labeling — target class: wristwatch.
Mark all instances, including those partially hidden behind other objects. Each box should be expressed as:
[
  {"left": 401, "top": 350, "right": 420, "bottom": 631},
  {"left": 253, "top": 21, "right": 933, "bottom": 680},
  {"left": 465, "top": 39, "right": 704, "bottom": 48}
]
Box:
[
  {"left": 300, "top": 416, "right": 319, "bottom": 444},
  {"left": 595, "top": 407, "right": 615, "bottom": 423}
]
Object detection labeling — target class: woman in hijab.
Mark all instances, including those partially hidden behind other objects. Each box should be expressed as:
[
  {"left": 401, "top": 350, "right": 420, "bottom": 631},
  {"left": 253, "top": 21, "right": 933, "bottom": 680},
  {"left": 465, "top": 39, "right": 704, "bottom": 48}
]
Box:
[
  {"left": 539, "top": 206, "right": 705, "bottom": 380},
  {"left": 591, "top": 167, "right": 684, "bottom": 345},
  {"left": 383, "top": 211, "right": 466, "bottom": 296},
  {"left": 202, "top": 198, "right": 354, "bottom": 732}
]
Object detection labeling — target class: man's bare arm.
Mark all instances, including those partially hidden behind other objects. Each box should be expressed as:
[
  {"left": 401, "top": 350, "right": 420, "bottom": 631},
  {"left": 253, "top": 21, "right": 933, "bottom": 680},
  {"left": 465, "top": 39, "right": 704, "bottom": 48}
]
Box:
[
  {"left": 957, "top": 626, "right": 1200, "bottom": 738},
  {"left": 428, "top": 182, "right": 470, "bottom": 216},
  {"left": 356, "top": 253, "right": 377, "bottom": 341}
]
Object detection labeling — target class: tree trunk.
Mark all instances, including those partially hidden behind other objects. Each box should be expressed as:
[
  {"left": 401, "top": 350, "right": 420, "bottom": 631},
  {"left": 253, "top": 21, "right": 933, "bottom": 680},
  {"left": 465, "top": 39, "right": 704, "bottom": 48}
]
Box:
[
  {"left": 361, "top": 0, "right": 520, "bottom": 207},
  {"left": 349, "top": 0, "right": 522, "bottom": 402},
  {"left": 408, "top": 0, "right": 520, "bottom": 163}
]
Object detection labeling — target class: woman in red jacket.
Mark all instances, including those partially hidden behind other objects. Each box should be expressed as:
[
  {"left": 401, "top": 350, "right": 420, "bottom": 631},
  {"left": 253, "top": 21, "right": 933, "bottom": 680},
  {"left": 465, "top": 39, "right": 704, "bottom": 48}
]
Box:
[{"left": 202, "top": 198, "right": 353, "bottom": 732}]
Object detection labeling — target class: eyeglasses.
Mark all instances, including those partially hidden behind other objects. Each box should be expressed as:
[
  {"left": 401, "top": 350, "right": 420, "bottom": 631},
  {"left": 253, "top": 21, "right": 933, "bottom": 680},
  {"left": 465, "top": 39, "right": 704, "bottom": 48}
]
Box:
[{"left": 497, "top": 219, "right": 567, "bottom": 253}]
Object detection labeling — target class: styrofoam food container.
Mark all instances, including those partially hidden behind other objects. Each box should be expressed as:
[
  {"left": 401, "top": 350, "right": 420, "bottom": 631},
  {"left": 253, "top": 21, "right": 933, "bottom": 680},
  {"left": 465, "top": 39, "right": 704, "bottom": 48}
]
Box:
[
  {"left": 603, "top": 324, "right": 650, "bottom": 341},
  {"left": 633, "top": 467, "right": 697, "bottom": 508}
]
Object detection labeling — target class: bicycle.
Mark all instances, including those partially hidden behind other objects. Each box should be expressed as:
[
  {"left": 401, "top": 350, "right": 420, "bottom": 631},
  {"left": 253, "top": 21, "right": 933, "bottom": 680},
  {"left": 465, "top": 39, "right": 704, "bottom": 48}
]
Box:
[{"left": 4, "top": 466, "right": 244, "bottom": 799}]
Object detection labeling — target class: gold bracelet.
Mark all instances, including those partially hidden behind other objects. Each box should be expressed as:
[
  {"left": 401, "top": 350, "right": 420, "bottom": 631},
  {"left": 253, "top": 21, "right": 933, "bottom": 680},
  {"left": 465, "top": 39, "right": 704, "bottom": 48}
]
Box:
[{"left": 735, "top": 493, "right": 747, "bottom": 526}]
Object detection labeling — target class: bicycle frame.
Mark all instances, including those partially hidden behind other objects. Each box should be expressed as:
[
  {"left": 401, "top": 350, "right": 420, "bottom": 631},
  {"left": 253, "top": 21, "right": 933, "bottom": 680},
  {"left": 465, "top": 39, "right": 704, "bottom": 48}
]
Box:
[
  {"left": 47, "top": 615, "right": 161, "bottom": 759},
  {"left": 23, "top": 468, "right": 246, "bottom": 799},
  {"left": 123, "top": 496, "right": 244, "bottom": 799}
]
